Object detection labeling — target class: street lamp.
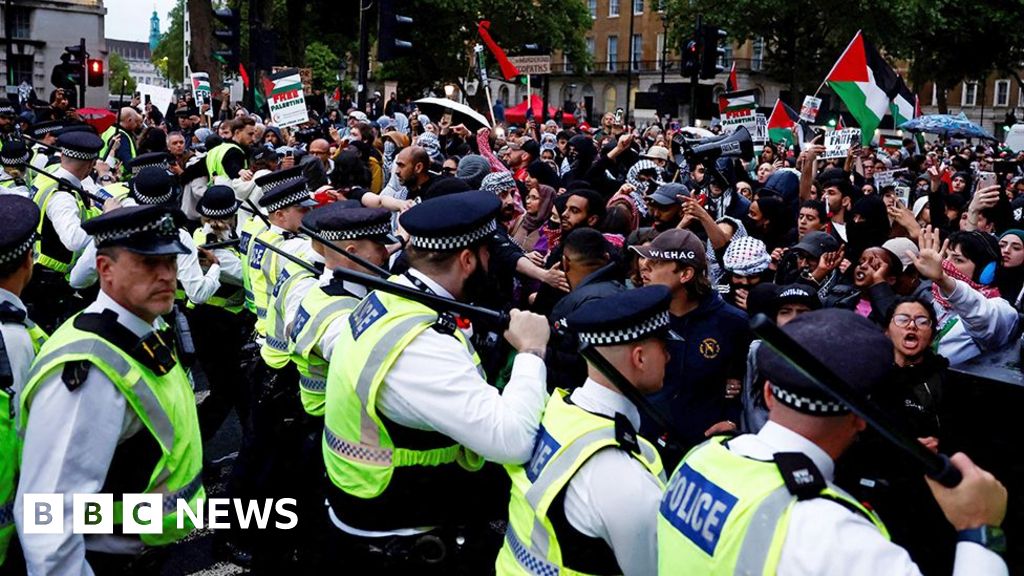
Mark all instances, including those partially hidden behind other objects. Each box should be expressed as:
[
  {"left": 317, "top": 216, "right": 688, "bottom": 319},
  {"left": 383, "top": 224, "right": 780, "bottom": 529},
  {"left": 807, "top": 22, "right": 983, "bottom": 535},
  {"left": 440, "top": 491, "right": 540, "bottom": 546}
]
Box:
[{"left": 444, "top": 84, "right": 457, "bottom": 100}]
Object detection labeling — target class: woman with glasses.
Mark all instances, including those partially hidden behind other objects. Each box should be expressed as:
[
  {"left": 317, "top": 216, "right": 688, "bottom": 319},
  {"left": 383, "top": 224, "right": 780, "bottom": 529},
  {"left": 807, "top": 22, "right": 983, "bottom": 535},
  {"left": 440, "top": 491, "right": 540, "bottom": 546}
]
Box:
[{"left": 836, "top": 295, "right": 955, "bottom": 574}]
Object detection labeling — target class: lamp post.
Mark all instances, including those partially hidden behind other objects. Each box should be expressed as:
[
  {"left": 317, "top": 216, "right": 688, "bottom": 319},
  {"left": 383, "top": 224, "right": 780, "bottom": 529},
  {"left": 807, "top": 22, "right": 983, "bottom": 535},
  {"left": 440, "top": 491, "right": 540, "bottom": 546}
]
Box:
[{"left": 444, "top": 83, "right": 457, "bottom": 100}]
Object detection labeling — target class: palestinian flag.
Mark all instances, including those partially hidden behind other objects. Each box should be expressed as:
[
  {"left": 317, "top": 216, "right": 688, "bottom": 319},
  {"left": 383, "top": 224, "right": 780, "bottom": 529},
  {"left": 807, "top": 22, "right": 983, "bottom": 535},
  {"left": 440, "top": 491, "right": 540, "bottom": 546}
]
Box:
[
  {"left": 719, "top": 89, "right": 758, "bottom": 114},
  {"left": 825, "top": 31, "right": 897, "bottom": 145},
  {"left": 890, "top": 76, "right": 916, "bottom": 127},
  {"left": 767, "top": 99, "right": 799, "bottom": 145},
  {"left": 727, "top": 62, "right": 738, "bottom": 92}
]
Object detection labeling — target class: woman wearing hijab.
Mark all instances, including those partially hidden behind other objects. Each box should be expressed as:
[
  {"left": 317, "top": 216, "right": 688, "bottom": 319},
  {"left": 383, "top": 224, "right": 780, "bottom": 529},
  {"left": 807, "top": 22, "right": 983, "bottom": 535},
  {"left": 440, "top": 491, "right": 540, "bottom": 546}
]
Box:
[
  {"left": 511, "top": 182, "right": 555, "bottom": 253},
  {"left": 997, "top": 229, "right": 1024, "bottom": 309}
]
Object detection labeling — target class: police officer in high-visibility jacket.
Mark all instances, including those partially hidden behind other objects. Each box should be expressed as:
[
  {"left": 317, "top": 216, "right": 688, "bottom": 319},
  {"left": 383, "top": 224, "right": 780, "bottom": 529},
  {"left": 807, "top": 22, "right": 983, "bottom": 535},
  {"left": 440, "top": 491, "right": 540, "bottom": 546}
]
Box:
[
  {"left": 498, "top": 286, "right": 674, "bottom": 576},
  {"left": 0, "top": 141, "right": 32, "bottom": 198},
  {"left": 657, "top": 309, "right": 1009, "bottom": 576},
  {"left": 16, "top": 205, "right": 204, "bottom": 575},
  {"left": 322, "top": 190, "right": 551, "bottom": 574},
  {"left": 27, "top": 121, "right": 66, "bottom": 171},
  {"left": 0, "top": 196, "right": 47, "bottom": 571}
]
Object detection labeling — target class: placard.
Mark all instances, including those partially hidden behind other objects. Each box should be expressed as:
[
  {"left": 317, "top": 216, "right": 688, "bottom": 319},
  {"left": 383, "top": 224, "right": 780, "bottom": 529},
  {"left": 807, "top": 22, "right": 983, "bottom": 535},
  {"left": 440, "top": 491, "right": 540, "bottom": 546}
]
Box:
[
  {"left": 507, "top": 55, "right": 551, "bottom": 75},
  {"left": 873, "top": 168, "right": 907, "bottom": 189},
  {"left": 753, "top": 114, "right": 767, "bottom": 143},
  {"left": 135, "top": 83, "right": 174, "bottom": 118},
  {"left": 821, "top": 128, "right": 861, "bottom": 159},
  {"left": 265, "top": 68, "right": 309, "bottom": 129},
  {"left": 720, "top": 109, "right": 757, "bottom": 134},
  {"left": 799, "top": 95, "right": 822, "bottom": 123},
  {"left": 190, "top": 72, "right": 211, "bottom": 108}
]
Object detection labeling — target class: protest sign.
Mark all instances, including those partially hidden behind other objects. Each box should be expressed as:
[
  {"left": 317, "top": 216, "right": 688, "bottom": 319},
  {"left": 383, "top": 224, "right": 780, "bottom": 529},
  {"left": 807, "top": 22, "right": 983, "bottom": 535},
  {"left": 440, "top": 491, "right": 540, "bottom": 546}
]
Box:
[
  {"left": 135, "top": 83, "right": 174, "bottom": 117},
  {"left": 821, "top": 128, "right": 861, "bottom": 159},
  {"left": 721, "top": 109, "right": 757, "bottom": 134},
  {"left": 873, "top": 168, "right": 907, "bottom": 189},
  {"left": 799, "top": 95, "right": 822, "bottom": 123},
  {"left": 191, "top": 72, "right": 211, "bottom": 108},
  {"left": 265, "top": 68, "right": 309, "bottom": 128},
  {"left": 753, "top": 114, "right": 767, "bottom": 144}
]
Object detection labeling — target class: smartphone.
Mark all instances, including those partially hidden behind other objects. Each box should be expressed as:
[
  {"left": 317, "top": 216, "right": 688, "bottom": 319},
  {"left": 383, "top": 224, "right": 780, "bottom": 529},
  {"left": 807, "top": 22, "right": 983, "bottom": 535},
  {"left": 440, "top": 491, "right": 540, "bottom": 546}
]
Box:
[
  {"left": 977, "top": 171, "right": 997, "bottom": 190},
  {"left": 615, "top": 108, "right": 624, "bottom": 124},
  {"left": 893, "top": 185, "right": 911, "bottom": 207},
  {"left": 144, "top": 94, "right": 151, "bottom": 105},
  {"left": 285, "top": 150, "right": 294, "bottom": 158}
]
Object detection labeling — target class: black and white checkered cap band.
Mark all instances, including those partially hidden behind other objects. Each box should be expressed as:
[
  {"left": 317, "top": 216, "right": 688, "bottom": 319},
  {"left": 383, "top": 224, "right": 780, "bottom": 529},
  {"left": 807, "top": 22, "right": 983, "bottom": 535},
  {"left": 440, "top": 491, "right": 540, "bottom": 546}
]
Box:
[
  {"left": 134, "top": 188, "right": 176, "bottom": 206},
  {"left": 0, "top": 105, "right": 14, "bottom": 115},
  {"left": 61, "top": 147, "right": 98, "bottom": 161},
  {"left": 264, "top": 189, "right": 312, "bottom": 213},
  {"left": 199, "top": 204, "right": 239, "bottom": 218},
  {"left": 578, "top": 311, "right": 671, "bottom": 345},
  {"left": 770, "top": 384, "right": 847, "bottom": 414},
  {"left": 259, "top": 175, "right": 305, "bottom": 198},
  {"left": 32, "top": 126, "right": 61, "bottom": 138},
  {"left": 320, "top": 221, "right": 392, "bottom": 241},
  {"left": 131, "top": 162, "right": 168, "bottom": 176},
  {"left": 409, "top": 219, "right": 497, "bottom": 251},
  {"left": 1, "top": 151, "right": 29, "bottom": 165},
  {"left": 93, "top": 215, "right": 177, "bottom": 244},
  {"left": 0, "top": 233, "right": 36, "bottom": 264}
]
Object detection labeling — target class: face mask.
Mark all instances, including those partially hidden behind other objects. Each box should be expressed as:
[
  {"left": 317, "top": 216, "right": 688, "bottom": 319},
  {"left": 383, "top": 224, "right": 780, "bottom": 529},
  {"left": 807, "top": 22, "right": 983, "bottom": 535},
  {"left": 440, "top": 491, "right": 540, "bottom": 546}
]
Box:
[{"left": 384, "top": 140, "right": 396, "bottom": 156}]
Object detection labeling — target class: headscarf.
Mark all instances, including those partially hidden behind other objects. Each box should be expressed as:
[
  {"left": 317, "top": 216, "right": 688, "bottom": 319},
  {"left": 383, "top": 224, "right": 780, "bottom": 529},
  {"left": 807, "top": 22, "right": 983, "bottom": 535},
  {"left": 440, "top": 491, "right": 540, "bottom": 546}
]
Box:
[
  {"left": 997, "top": 229, "right": 1024, "bottom": 307},
  {"left": 708, "top": 216, "right": 747, "bottom": 282},
  {"left": 416, "top": 132, "right": 444, "bottom": 164},
  {"left": 933, "top": 259, "right": 1000, "bottom": 310},
  {"left": 523, "top": 184, "right": 555, "bottom": 234}
]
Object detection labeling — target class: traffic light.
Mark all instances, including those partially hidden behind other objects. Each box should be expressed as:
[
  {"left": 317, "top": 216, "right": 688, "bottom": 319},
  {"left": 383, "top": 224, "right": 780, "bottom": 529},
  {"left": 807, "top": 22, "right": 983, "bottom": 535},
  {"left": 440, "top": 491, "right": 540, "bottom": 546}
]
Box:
[
  {"left": 87, "top": 58, "right": 104, "bottom": 87},
  {"left": 680, "top": 39, "right": 699, "bottom": 78},
  {"left": 213, "top": 8, "right": 242, "bottom": 70},
  {"left": 378, "top": 0, "right": 413, "bottom": 62},
  {"left": 700, "top": 25, "right": 727, "bottom": 79}
]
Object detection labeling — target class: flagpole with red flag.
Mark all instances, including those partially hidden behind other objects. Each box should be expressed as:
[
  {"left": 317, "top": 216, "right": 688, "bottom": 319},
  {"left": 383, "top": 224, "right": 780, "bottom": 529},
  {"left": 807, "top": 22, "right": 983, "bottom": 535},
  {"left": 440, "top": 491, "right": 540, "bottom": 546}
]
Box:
[
  {"left": 477, "top": 21, "right": 520, "bottom": 81},
  {"left": 814, "top": 30, "right": 862, "bottom": 97},
  {"left": 728, "top": 62, "right": 738, "bottom": 92}
]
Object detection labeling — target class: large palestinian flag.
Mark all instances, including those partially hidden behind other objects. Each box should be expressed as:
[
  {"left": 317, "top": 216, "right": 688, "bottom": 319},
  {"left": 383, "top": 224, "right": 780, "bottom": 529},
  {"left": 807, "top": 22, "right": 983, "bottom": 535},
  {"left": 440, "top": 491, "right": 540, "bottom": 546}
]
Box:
[
  {"left": 890, "top": 76, "right": 916, "bottom": 128},
  {"left": 825, "top": 31, "right": 897, "bottom": 145},
  {"left": 767, "top": 99, "right": 799, "bottom": 145},
  {"left": 719, "top": 89, "right": 758, "bottom": 115}
]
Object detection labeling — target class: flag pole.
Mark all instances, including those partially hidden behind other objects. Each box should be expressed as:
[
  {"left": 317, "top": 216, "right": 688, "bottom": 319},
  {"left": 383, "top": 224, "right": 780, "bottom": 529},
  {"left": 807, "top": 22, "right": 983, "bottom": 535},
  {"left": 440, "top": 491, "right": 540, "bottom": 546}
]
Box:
[
  {"left": 475, "top": 44, "right": 496, "bottom": 127},
  {"left": 814, "top": 30, "right": 862, "bottom": 98}
]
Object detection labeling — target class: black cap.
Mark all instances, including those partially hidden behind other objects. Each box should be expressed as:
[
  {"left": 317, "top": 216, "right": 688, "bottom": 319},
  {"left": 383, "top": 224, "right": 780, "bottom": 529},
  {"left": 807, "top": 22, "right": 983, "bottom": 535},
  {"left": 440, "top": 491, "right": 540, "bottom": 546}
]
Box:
[
  {"left": 792, "top": 231, "right": 840, "bottom": 259},
  {"left": 756, "top": 309, "right": 892, "bottom": 415},
  {"left": 258, "top": 177, "right": 315, "bottom": 212},
  {"left": 128, "top": 152, "right": 170, "bottom": 176},
  {"left": 197, "top": 185, "right": 240, "bottom": 219},
  {"left": 772, "top": 283, "right": 822, "bottom": 311},
  {"left": 57, "top": 131, "right": 103, "bottom": 161},
  {"left": 83, "top": 205, "right": 189, "bottom": 256},
  {"left": 564, "top": 285, "right": 680, "bottom": 346},
  {"left": 130, "top": 167, "right": 176, "bottom": 206},
  {"left": 0, "top": 141, "right": 29, "bottom": 167},
  {"left": 521, "top": 139, "right": 540, "bottom": 159},
  {"left": 252, "top": 147, "right": 280, "bottom": 163},
  {"left": 0, "top": 195, "right": 39, "bottom": 267},
  {"left": 30, "top": 120, "right": 69, "bottom": 139},
  {"left": 302, "top": 202, "right": 393, "bottom": 242},
  {"left": 399, "top": 191, "right": 500, "bottom": 251}
]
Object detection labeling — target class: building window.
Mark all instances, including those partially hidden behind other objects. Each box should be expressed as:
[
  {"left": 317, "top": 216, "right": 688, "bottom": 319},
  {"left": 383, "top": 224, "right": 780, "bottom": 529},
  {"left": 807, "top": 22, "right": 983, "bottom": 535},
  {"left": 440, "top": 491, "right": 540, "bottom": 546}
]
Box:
[
  {"left": 720, "top": 44, "right": 733, "bottom": 68},
  {"left": 962, "top": 81, "right": 978, "bottom": 107},
  {"left": 586, "top": 37, "right": 595, "bottom": 72},
  {"left": 607, "top": 36, "right": 618, "bottom": 72},
  {"left": 656, "top": 33, "right": 664, "bottom": 67},
  {"left": 633, "top": 0, "right": 644, "bottom": 14},
  {"left": 588, "top": 0, "right": 597, "bottom": 19},
  {"left": 563, "top": 54, "right": 573, "bottom": 74},
  {"left": 609, "top": 0, "right": 620, "bottom": 17},
  {"left": 1019, "top": 86, "right": 1024, "bottom": 108},
  {"left": 630, "top": 34, "right": 642, "bottom": 71},
  {"left": 7, "top": 54, "right": 32, "bottom": 85},
  {"left": 8, "top": 7, "right": 30, "bottom": 39},
  {"left": 750, "top": 37, "right": 764, "bottom": 72},
  {"left": 604, "top": 85, "right": 617, "bottom": 113},
  {"left": 995, "top": 79, "right": 1010, "bottom": 107}
]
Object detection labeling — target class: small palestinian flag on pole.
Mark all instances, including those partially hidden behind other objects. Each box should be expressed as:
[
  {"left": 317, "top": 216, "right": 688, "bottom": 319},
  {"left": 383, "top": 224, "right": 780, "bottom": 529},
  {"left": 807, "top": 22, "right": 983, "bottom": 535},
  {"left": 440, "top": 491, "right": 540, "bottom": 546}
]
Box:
[
  {"left": 727, "top": 62, "right": 739, "bottom": 92},
  {"left": 767, "top": 99, "right": 799, "bottom": 145},
  {"left": 825, "top": 31, "right": 898, "bottom": 145},
  {"left": 718, "top": 88, "right": 758, "bottom": 115}
]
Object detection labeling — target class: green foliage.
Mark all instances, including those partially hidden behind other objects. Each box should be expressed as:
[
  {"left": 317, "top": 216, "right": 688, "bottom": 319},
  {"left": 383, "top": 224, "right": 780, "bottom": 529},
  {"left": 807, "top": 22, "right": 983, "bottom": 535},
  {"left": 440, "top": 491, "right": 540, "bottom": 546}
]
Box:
[
  {"left": 108, "top": 53, "right": 137, "bottom": 93},
  {"left": 304, "top": 41, "right": 340, "bottom": 91},
  {"left": 152, "top": 0, "right": 185, "bottom": 85}
]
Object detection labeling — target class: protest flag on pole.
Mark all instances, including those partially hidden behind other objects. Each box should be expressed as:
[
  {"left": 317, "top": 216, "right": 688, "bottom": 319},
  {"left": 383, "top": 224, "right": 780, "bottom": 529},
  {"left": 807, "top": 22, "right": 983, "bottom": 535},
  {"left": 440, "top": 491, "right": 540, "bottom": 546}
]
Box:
[
  {"left": 825, "top": 31, "right": 897, "bottom": 145},
  {"left": 727, "top": 62, "right": 738, "bottom": 92},
  {"left": 477, "top": 21, "right": 520, "bottom": 81},
  {"left": 767, "top": 99, "right": 799, "bottom": 145}
]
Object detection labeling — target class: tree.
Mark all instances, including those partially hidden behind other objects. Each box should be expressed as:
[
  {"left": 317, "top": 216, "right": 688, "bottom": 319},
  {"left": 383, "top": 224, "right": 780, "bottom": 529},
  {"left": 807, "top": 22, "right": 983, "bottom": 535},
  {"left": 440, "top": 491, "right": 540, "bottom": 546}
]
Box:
[
  {"left": 108, "top": 53, "right": 136, "bottom": 93},
  {"left": 151, "top": 0, "right": 185, "bottom": 85},
  {"left": 305, "top": 42, "right": 340, "bottom": 92}
]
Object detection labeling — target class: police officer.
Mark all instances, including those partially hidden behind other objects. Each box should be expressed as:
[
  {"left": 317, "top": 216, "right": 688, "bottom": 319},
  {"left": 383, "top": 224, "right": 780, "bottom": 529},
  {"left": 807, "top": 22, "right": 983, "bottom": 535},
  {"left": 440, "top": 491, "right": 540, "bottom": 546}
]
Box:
[
  {"left": 69, "top": 166, "right": 223, "bottom": 306},
  {"left": 497, "top": 286, "right": 674, "bottom": 575},
  {"left": 0, "top": 142, "right": 31, "bottom": 197},
  {"left": 291, "top": 202, "right": 393, "bottom": 417},
  {"left": 322, "top": 190, "right": 550, "bottom": 573},
  {"left": 16, "top": 205, "right": 205, "bottom": 575},
  {"left": 0, "top": 100, "right": 18, "bottom": 145},
  {"left": 98, "top": 107, "right": 141, "bottom": 174},
  {"left": 25, "top": 131, "right": 111, "bottom": 332},
  {"left": 0, "top": 196, "right": 46, "bottom": 574},
  {"left": 27, "top": 121, "right": 66, "bottom": 170},
  {"left": 657, "top": 309, "right": 1009, "bottom": 575}
]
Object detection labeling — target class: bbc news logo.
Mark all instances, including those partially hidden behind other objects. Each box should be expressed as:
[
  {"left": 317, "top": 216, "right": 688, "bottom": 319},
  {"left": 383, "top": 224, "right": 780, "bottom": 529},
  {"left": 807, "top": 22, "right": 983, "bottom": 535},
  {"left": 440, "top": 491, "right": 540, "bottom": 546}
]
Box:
[{"left": 22, "top": 495, "right": 298, "bottom": 534}]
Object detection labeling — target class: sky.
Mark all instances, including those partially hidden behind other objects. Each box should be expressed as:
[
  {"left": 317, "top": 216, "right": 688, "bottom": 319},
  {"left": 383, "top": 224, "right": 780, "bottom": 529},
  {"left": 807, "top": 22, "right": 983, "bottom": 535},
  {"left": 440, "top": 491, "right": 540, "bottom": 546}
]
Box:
[{"left": 104, "top": 0, "right": 178, "bottom": 43}]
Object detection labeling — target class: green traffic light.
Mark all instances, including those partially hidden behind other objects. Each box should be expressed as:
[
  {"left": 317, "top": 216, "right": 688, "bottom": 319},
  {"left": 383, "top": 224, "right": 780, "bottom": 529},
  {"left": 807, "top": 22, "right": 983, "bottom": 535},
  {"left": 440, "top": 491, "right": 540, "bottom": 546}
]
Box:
[{"left": 828, "top": 118, "right": 836, "bottom": 127}]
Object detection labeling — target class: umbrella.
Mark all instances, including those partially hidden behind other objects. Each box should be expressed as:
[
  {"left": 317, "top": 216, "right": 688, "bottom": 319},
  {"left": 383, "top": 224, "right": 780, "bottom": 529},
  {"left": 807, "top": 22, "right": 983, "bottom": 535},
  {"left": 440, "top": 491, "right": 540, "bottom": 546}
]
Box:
[
  {"left": 413, "top": 97, "right": 491, "bottom": 130},
  {"left": 74, "top": 107, "right": 116, "bottom": 134},
  {"left": 899, "top": 113, "right": 996, "bottom": 141}
]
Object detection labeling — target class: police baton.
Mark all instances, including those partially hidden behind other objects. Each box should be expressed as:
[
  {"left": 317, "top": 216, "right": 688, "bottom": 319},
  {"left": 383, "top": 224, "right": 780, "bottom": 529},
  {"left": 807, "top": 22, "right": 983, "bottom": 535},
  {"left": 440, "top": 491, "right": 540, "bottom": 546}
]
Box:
[
  {"left": 750, "top": 313, "right": 962, "bottom": 487},
  {"left": 331, "top": 267, "right": 509, "bottom": 326},
  {"left": 252, "top": 236, "right": 320, "bottom": 276},
  {"left": 198, "top": 238, "right": 241, "bottom": 250},
  {"left": 23, "top": 163, "right": 109, "bottom": 205},
  {"left": 20, "top": 134, "right": 59, "bottom": 152}
]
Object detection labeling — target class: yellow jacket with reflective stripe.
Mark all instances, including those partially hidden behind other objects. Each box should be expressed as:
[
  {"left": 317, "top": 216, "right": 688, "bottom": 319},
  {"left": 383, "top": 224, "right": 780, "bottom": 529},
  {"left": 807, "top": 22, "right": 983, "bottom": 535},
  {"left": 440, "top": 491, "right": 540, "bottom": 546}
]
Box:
[
  {"left": 32, "top": 178, "right": 87, "bottom": 275},
  {"left": 260, "top": 260, "right": 315, "bottom": 368},
  {"left": 290, "top": 284, "right": 358, "bottom": 416},
  {"left": 322, "top": 286, "right": 484, "bottom": 499},
  {"left": 238, "top": 215, "right": 267, "bottom": 314},
  {"left": 245, "top": 227, "right": 288, "bottom": 336},
  {"left": 21, "top": 315, "right": 204, "bottom": 546},
  {"left": 496, "top": 389, "right": 664, "bottom": 576},
  {"left": 656, "top": 437, "right": 888, "bottom": 575},
  {"left": 205, "top": 142, "right": 246, "bottom": 181}
]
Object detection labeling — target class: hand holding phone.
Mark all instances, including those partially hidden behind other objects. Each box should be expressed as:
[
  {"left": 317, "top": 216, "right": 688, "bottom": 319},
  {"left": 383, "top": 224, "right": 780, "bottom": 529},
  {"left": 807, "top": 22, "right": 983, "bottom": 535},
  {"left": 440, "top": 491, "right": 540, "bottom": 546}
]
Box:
[{"left": 976, "top": 171, "right": 997, "bottom": 191}]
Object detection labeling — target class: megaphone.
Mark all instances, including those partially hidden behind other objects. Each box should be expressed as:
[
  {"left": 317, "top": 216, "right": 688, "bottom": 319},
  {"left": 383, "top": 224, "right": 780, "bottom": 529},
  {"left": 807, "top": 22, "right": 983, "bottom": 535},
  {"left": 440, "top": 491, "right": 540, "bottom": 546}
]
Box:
[{"left": 685, "top": 126, "right": 754, "bottom": 165}]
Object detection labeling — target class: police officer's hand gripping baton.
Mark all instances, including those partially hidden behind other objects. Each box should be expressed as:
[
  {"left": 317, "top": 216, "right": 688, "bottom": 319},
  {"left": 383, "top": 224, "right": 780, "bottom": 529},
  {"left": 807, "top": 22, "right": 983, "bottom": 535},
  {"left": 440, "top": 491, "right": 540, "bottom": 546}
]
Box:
[{"left": 750, "top": 313, "right": 962, "bottom": 487}]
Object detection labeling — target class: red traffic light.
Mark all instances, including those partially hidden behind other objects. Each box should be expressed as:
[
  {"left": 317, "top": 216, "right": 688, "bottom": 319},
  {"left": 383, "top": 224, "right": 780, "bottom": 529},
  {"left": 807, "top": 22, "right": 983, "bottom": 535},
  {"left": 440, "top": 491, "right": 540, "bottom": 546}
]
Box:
[{"left": 86, "top": 58, "right": 104, "bottom": 87}]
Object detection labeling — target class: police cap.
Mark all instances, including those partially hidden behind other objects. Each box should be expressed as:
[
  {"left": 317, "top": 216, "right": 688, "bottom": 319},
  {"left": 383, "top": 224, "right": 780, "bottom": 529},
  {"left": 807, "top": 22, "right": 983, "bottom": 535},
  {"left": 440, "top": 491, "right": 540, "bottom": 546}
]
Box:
[
  {"left": 130, "top": 166, "right": 176, "bottom": 206},
  {"left": 0, "top": 196, "right": 39, "bottom": 267},
  {"left": 58, "top": 131, "right": 103, "bottom": 161},
  {"left": 399, "top": 191, "right": 500, "bottom": 251},
  {"left": 128, "top": 152, "right": 170, "bottom": 176},
  {"left": 565, "top": 285, "right": 679, "bottom": 346},
  {"left": 198, "top": 185, "right": 241, "bottom": 219},
  {"left": 302, "top": 202, "right": 393, "bottom": 242},
  {"left": 83, "top": 205, "right": 188, "bottom": 256}
]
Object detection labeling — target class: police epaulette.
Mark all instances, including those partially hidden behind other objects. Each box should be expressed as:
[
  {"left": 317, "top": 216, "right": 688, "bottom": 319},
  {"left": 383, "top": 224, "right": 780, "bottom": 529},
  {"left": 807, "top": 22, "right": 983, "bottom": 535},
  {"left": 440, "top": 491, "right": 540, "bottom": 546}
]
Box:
[{"left": 62, "top": 360, "right": 91, "bottom": 392}]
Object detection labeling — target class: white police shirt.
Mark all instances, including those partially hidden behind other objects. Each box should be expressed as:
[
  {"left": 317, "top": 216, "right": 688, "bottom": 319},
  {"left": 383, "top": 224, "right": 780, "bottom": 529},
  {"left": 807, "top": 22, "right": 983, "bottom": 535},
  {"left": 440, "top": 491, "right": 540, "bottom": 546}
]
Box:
[
  {"left": 0, "top": 288, "right": 37, "bottom": 422},
  {"left": 42, "top": 167, "right": 92, "bottom": 255},
  {"left": 15, "top": 290, "right": 164, "bottom": 576},
  {"left": 726, "top": 421, "right": 1008, "bottom": 576},
  {"left": 563, "top": 379, "right": 663, "bottom": 576}
]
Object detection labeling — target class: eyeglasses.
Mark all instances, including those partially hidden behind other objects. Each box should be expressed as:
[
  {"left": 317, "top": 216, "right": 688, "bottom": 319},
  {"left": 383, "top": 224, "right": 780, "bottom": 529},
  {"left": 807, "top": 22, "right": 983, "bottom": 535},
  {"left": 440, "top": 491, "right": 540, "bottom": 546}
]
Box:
[{"left": 892, "top": 314, "right": 932, "bottom": 328}]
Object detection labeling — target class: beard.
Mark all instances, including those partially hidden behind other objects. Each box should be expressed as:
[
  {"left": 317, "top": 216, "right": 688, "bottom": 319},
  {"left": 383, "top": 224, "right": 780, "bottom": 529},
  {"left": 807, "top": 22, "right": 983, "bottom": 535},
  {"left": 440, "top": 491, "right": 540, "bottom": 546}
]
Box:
[{"left": 462, "top": 256, "right": 499, "bottom": 305}]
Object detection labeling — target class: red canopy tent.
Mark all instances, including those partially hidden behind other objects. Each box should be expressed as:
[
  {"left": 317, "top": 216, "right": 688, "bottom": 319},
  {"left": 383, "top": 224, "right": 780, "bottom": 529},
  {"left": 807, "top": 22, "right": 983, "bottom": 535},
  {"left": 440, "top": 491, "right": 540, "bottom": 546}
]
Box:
[{"left": 504, "top": 94, "right": 576, "bottom": 127}]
